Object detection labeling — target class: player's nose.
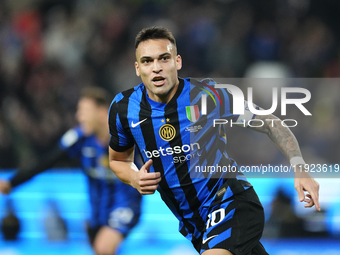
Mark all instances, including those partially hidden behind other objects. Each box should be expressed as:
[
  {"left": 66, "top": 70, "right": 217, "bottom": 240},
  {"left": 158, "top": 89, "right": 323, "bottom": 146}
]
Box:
[{"left": 152, "top": 60, "right": 162, "bottom": 73}]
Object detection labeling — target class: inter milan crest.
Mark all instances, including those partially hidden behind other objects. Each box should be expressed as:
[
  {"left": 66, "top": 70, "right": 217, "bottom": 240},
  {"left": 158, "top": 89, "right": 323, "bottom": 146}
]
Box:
[
  {"left": 159, "top": 124, "right": 176, "bottom": 141},
  {"left": 186, "top": 105, "right": 200, "bottom": 122}
]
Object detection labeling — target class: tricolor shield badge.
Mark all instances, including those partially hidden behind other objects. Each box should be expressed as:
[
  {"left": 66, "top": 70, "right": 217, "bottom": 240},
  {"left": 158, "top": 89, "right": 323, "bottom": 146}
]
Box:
[{"left": 186, "top": 105, "right": 200, "bottom": 122}]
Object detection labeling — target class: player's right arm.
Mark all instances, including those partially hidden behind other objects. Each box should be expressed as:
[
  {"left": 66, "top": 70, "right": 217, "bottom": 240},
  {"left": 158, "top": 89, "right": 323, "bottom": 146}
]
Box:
[
  {"left": 109, "top": 146, "right": 161, "bottom": 195},
  {"left": 108, "top": 93, "right": 161, "bottom": 195}
]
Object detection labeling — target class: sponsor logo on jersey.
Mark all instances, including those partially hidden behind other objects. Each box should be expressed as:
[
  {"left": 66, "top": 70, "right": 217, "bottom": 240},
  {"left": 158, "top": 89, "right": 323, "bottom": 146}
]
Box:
[
  {"left": 131, "top": 118, "right": 147, "bottom": 128},
  {"left": 143, "top": 142, "right": 202, "bottom": 164},
  {"left": 202, "top": 235, "right": 218, "bottom": 244}
]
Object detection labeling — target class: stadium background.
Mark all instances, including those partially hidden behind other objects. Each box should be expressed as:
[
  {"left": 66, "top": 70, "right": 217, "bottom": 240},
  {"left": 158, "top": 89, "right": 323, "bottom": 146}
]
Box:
[{"left": 0, "top": 0, "right": 339, "bottom": 254}]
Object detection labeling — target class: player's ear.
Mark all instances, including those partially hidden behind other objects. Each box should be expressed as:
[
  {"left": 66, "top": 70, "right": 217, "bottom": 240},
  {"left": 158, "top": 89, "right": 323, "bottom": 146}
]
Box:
[
  {"left": 135, "top": 61, "right": 140, "bottom": 76},
  {"left": 176, "top": 55, "right": 182, "bottom": 71}
]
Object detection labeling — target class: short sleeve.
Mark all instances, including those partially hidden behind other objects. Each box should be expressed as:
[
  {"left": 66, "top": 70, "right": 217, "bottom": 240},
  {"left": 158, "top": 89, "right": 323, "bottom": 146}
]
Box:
[{"left": 108, "top": 97, "right": 134, "bottom": 152}]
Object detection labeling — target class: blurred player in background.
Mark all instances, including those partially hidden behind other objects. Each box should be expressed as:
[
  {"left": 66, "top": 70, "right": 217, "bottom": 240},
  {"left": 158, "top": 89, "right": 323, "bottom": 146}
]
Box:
[
  {"left": 108, "top": 27, "right": 320, "bottom": 255},
  {"left": 0, "top": 87, "right": 142, "bottom": 255}
]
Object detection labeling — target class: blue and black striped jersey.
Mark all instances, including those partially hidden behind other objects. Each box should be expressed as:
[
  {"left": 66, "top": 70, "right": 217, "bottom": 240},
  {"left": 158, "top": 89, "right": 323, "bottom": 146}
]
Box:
[
  {"left": 59, "top": 126, "right": 141, "bottom": 231},
  {"left": 108, "top": 78, "right": 257, "bottom": 245}
]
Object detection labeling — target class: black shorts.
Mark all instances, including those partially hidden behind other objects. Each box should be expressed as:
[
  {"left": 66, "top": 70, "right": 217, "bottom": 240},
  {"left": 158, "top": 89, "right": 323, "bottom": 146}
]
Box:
[{"left": 199, "top": 187, "right": 269, "bottom": 255}]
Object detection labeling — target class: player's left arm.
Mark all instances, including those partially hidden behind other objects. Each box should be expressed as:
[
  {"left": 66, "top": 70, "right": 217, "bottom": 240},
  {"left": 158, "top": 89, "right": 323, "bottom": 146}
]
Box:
[{"left": 248, "top": 114, "right": 320, "bottom": 211}]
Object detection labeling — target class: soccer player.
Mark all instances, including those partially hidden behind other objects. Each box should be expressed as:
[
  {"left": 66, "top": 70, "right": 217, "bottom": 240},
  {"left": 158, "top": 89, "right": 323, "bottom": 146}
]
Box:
[
  {"left": 0, "top": 87, "right": 142, "bottom": 255},
  {"left": 108, "top": 27, "right": 320, "bottom": 255}
]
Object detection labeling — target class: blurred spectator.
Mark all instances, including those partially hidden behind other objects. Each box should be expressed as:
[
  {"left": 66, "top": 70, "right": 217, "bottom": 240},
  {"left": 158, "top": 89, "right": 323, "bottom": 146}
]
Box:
[
  {"left": 263, "top": 188, "right": 330, "bottom": 238},
  {"left": 0, "top": 197, "right": 20, "bottom": 240},
  {"left": 0, "top": 0, "right": 340, "bottom": 169},
  {"left": 0, "top": 112, "right": 17, "bottom": 168},
  {"left": 263, "top": 188, "right": 308, "bottom": 238}
]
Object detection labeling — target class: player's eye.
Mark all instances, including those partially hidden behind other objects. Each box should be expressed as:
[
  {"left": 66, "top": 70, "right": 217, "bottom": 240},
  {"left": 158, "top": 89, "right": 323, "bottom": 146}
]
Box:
[{"left": 161, "top": 56, "right": 170, "bottom": 61}]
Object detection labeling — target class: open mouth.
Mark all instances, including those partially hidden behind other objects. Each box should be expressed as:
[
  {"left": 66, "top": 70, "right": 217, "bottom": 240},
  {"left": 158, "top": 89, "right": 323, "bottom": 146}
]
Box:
[{"left": 152, "top": 76, "right": 165, "bottom": 85}]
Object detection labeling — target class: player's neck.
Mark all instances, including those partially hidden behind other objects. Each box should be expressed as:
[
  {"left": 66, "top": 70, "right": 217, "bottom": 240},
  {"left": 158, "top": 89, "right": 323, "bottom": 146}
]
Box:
[{"left": 149, "top": 80, "right": 179, "bottom": 104}]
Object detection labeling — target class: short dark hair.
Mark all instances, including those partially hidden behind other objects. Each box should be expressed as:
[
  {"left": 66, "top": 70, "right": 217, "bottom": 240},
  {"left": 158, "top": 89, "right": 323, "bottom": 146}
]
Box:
[
  {"left": 80, "top": 87, "right": 111, "bottom": 107},
  {"left": 135, "top": 26, "right": 176, "bottom": 50}
]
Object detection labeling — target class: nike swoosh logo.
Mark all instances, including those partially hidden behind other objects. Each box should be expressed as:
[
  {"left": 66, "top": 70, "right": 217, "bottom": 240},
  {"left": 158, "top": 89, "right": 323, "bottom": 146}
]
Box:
[
  {"left": 131, "top": 118, "right": 147, "bottom": 128},
  {"left": 202, "top": 235, "right": 218, "bottom": 244}
]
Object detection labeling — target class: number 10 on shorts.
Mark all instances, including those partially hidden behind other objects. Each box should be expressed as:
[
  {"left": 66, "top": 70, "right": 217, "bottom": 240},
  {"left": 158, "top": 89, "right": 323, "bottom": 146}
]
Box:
[{"left": 206, "top": 208, "right": 226, "bottom": 230}]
